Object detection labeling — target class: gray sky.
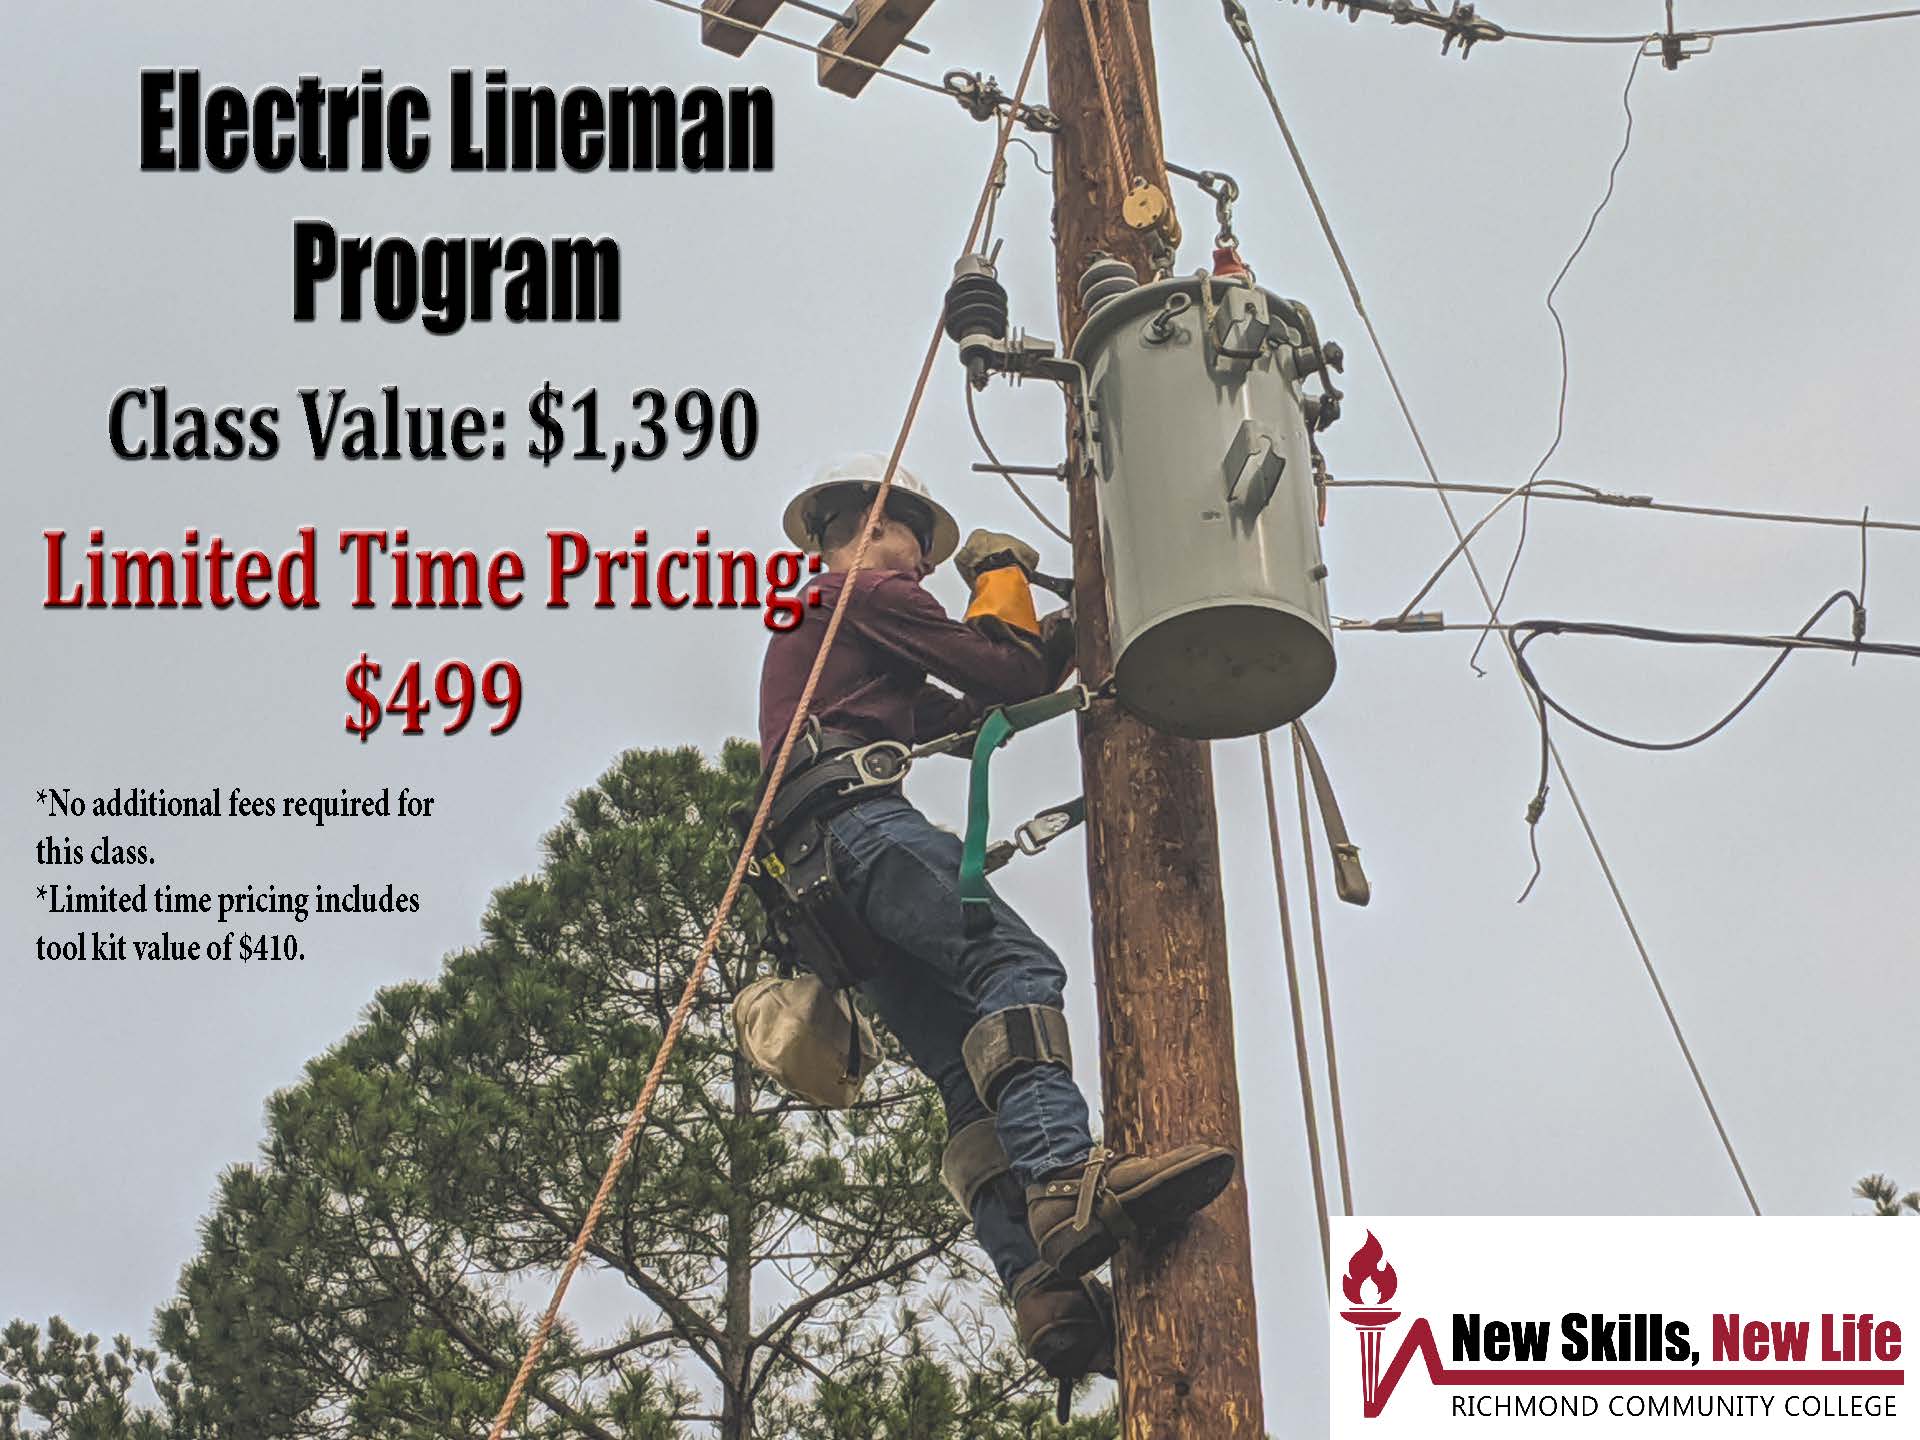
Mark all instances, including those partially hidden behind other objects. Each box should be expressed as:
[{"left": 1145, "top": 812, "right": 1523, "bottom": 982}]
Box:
[{"left": 4, "top": 0, "right": 1916, "bottom": 1431}]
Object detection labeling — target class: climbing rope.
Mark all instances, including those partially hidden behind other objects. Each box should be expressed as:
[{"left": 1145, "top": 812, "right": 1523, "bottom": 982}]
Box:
[
  {"left": 1291, "top": 725, "right": 1353, "bottom": 1218},
  {"left": 484, "top": 9, "right": 1058, "bottom": 1434},
  {"left": 1074, "top": 0, "right": 1136, "bottom": 204},
  {"left": 1257, "top": 730, "right": 1333, "bottom": 1280},
  {"left": 1110, "top": 0, "right": 1169, "bottom": 184},
  {"left": 1073, "top": 0, "right": 1181, "bottom": 262}
]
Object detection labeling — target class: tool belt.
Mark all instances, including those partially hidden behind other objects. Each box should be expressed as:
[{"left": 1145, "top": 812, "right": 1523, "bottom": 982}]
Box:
[{"left": 737, "top": 724, "right": 910, "bottom": 993}]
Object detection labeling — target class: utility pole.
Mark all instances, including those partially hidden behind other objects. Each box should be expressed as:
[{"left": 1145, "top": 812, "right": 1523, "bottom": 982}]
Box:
[
  {"left": 698, "top": 2, "right": 1267, "bottom": 1427},
  {"left": 1045, "top": 5, "right": 1269, "bottom": 1435}
]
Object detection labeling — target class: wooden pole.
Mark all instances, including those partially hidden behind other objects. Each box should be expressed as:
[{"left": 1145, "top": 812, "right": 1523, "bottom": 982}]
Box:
[{"left": 1043, "top": 4, "right": 1268, "bottom": 1435}]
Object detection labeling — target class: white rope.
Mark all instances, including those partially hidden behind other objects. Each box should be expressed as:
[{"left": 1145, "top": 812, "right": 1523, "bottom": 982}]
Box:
[{"left": 1259, "top": 731, "right": 1333, "bottom": 1279}]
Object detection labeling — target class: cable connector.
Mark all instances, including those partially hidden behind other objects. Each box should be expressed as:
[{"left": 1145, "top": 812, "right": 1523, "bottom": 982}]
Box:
[
  {"left": 1388, "top": 0, "right": 1507, "bottom": 56},
  {"left": 1372, "top": 610, "right": 1447, "bottom": 631},
  {"left": 1291, "top": 0, "right": 1384, "bottom": 21},
  {"left": 1289, "top": 0, "right": 1506, "bottom": 56},
  {"left": 942, "top": 70, "right": 1062, "bottom": 132},
  {"left": 1643, "top": 30, "right": 1713, "bottom": 67}
]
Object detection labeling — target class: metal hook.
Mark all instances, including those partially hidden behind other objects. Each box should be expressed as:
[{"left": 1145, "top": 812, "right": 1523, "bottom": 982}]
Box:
[{"left": 942, "top": 70, "right": 1063, "bottom": 132}]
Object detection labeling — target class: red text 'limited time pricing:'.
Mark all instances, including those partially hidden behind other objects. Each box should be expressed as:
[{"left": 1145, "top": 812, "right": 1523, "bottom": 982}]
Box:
[{"left": 44, "top": 526, "right": 832, "bottom": 738}]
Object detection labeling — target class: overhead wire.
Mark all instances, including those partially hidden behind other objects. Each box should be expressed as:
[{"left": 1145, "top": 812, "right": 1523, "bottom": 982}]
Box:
[
  {"left": 485, "top": 9, "right": 1058, "bottom": 1434},
  {"left": 1009, "top": 134, "right": 1055, "bottom": 175},
  {"left": 1343, "top": 597, "right": 1920, "bottom": 907},
  {"left": 1222, "top": 0, "right": 1764, "bottom": 1215},
  {"left": 1501, "top": 4, "right": 1920, "bottom": 42},
  {"left": 1511, "top": 593, "right": 1918, "bottom": 761},
  {"left": 964, "top": 381, "right": 1073, "bottom": 544},
  {"left": 1467, "top": 40, "right": 1650, "bottom": 675},
  {"left": 1326, "top": 477, "right": 1920, "bottom": 536},
  {"left": 658, "top": 0, "right": 953, "bottom": 95}
]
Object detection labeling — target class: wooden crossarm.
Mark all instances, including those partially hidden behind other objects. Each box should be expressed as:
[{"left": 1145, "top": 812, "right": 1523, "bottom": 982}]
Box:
[
  {"left": 700, "top": 0, "right": 791, "bottom": 56},
  {"left": 815, "top": 0, "right": 937, "bottom": 96}
]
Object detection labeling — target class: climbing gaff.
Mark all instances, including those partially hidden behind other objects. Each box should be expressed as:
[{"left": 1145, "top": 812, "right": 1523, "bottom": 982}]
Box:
[{"left": 1072, "top": 255, "right": 1344, "bottom": 738}]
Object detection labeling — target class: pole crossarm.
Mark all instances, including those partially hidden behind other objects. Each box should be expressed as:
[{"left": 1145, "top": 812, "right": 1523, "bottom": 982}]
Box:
[
  {"left": 700, "top": 0, "right": 792, "bottom": 55},
  {"left": 818, "top": 0, "right": 941, "bottom": 95}
]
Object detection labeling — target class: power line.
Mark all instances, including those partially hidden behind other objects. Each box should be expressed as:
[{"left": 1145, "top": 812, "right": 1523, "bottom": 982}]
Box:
[
  {"left": 1509, "top": 594, "right": 1918, "bottom": 760},
  {"left": 1277, "top": 0, "right": 1920, "bottom": 53},
  {"left": 782, "top": 0, "right": 933, "bottom": 55},
  {"left": 1223, "top": 0, "right": 1765, "bottom": 1215},
  {"left": 964, "top": 380, "right": 1073, "bottom": 544},
  {"left": 654, "top": 0, "right": 953, "bottom": 96},
  {"left": 1342, "top": 598, "right": 1920, "bottom": 908},
  {"left": 1503, "top": 4, "right": 1920, "bottom": 43},
  {"left": 1470, "top": 40, "right": 1648, "bottom": 675},
  {"left": 1326, "top": 478, "right": 1920, "bottom": 536}
]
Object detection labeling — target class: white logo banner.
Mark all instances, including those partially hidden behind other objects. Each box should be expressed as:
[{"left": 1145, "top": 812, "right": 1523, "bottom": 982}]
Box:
[{"left": 1328, "top": 1217, "right": 1914, "bottom": 1435}]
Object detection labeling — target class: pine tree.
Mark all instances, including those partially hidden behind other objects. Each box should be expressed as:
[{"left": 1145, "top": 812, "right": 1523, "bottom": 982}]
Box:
[
  {"left": 1854, "top": 1174, "right": 1920, "bottom": 1216},
  {"left": 6, "top": 744, "right": 1115, "bottom": 1439},
  {"left": 0, "top": 1318, "right": 174, "bottom": 1440}
]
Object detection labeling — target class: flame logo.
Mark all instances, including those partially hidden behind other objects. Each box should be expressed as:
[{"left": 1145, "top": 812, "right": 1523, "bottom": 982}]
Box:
[{"left": 1342, "top": 1231, "right": 1398, "bottom": 1306}]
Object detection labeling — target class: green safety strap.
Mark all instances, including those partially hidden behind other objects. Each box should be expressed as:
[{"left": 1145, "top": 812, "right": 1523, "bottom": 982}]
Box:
[{"left": 959, "top": 687, "right": 1092, "bottom": 935}]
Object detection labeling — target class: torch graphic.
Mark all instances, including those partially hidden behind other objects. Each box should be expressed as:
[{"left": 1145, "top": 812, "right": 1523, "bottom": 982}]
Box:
[{"left": 1338, "top": 1232, "right": 1401, "bottom": 1416}]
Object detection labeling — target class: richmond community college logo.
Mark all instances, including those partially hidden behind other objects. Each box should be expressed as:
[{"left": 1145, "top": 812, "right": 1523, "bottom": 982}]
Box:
[{"left": 1329, "top": 1222, "right": 1910, "bottom": 1431}]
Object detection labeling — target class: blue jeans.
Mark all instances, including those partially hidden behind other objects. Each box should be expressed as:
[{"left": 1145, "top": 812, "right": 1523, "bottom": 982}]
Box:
[{"left": 825, "top": 791, "right": 1095, "bottom": 1290}]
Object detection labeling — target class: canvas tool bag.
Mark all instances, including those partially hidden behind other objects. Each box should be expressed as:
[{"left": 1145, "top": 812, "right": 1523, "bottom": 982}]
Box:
[{"left": 732, "top": 973, "right": 881, "bottom": 1109}]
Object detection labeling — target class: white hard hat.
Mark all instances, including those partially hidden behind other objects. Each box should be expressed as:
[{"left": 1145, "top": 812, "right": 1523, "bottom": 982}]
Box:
[{"left": 782, "top": 451, "right": 961, "bottom": 567}]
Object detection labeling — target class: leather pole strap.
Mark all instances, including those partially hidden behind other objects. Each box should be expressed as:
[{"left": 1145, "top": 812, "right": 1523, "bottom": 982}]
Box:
[{"left": 1293, "top": 720, "right": 1370, "bottom": 907}]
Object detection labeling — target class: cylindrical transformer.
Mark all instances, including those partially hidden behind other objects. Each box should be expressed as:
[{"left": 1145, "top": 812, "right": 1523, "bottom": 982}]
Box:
[{"left": 1072, "top": 271, "right": 1337, "bottom": 739}]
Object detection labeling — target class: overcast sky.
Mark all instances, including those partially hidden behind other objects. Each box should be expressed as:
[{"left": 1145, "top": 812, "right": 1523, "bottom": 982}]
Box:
[{"left": 4, "top": 0, "right": 1916, "bottom": 1431}]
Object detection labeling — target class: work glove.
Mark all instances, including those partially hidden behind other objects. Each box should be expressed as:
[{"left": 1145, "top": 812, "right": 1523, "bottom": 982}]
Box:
[
  {"left": 955, "top": 529, "right": 1041, "bottom": 589},
  {"left": 959, "top": 529, "right": 1045, "bottom": 648}
]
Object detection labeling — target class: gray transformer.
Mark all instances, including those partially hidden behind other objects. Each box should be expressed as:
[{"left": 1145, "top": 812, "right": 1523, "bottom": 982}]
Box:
[{"left": 1073, "top": 271, "right": 1339, "bottom": 739}]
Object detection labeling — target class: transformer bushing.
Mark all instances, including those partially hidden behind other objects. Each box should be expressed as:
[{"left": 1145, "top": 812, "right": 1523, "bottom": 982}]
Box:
[{"left": 1072, "top": 267, "right": 1338, "bottom": 739}]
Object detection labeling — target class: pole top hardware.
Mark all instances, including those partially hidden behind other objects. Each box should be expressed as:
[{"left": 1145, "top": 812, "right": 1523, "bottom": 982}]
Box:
[
  {"left": 1643, "top": 0, "right": 1720, "bottom": 68},
  {"left": 1288, "top": 0, "right": 1508, "bottom": 57},
  {"left": 1645, "top": 30, "right": 1713, "bottom": 64},
  {"left": 943, "top": 70, "right": 1062, "bottom": 132},
  {"left": 1166, "top": 163, "right": 1242, "bottom": 249},
  {"left": 1648, "top": 1, "right": 1712, "bottom": 67}
]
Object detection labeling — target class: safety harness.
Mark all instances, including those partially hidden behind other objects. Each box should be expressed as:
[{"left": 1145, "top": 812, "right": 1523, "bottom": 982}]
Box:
[
  {"left": 739, "top": 690, "right": 1095, "bottom": 1005},
  {"left": 957, "top": 685, "right": 1098, "bottom": 934}
]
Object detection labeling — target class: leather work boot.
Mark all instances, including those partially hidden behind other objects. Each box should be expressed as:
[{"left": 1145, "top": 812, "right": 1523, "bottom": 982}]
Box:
[
  {"left": 1012, "top": 1263, "right": 1117, "bottom": 1381},
  {"left": 1027, "top": 1143, "right": 1238, "bottom": 1279},
  {"left": 1012, "top": 1263, "right": 1116, "bottom": 1423}
]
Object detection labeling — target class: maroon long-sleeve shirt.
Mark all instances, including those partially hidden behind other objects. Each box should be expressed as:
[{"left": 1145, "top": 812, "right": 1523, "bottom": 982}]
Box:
[{"left": 757, "top": 568, "right": 1052, "bottom": 768}]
